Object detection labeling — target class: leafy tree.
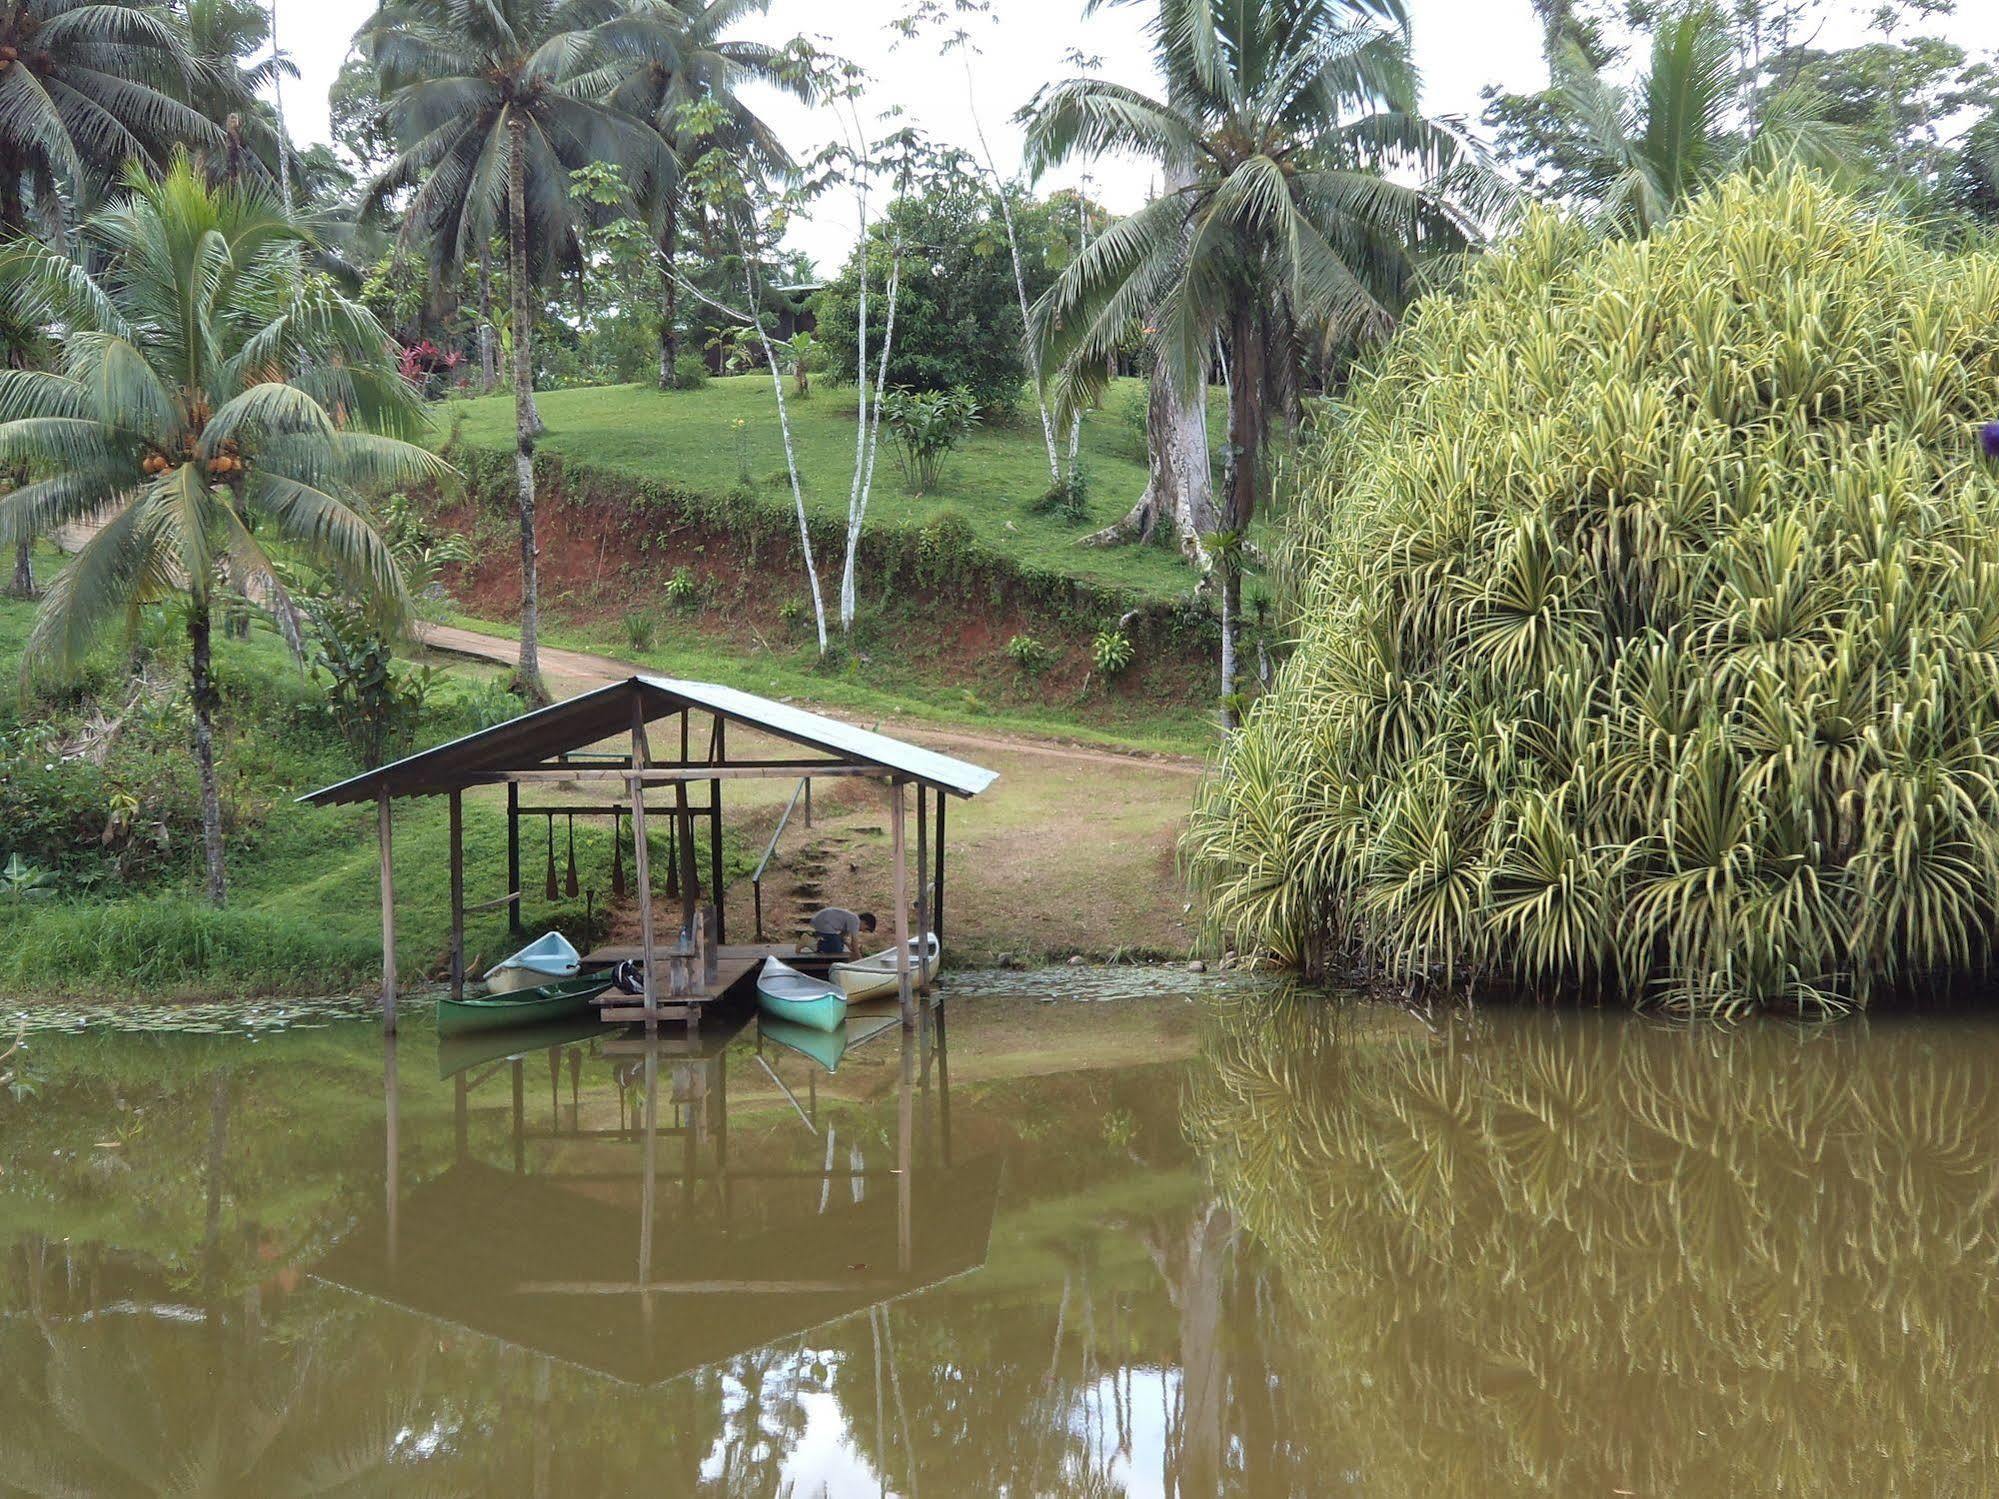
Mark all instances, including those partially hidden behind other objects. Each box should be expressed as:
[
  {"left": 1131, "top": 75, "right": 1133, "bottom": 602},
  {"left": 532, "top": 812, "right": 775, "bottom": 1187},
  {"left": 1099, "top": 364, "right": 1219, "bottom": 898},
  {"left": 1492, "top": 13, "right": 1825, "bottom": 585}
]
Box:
[
  {"left": 816, "top": 183, "right": 1057, "bottom": 415},
  {"left": 360, "top": 0, "right": 670, "bottom": 703},
  {"left": 1023, "top": 0, "right": 1489, "bottom": 724},
  {"left": 0, "top": 160, "right": 437, "bottom": 905}
]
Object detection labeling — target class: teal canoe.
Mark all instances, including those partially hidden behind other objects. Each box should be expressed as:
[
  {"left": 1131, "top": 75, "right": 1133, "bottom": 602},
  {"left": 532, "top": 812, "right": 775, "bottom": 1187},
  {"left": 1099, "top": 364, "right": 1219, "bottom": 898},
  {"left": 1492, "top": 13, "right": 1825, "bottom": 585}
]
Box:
[
  {"left": 760, "top": 1013, "right": 901, "bottom": 1073},
  {"left": 755, "top": 957, "right": 846, "bottom": 1033},
  {"left": 437, "top": 972, "right": 613, "bottom": 1038}
]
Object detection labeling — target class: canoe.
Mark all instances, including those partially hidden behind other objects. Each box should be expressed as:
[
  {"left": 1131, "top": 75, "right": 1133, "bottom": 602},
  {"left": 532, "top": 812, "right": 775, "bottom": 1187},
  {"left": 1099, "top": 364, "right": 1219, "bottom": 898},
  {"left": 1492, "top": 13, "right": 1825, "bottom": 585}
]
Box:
[
  {"left": 438, "top": 971, "right": 612, "bottom": 1037},
  {"left": 483, "top": 932, "right": 582, "bottom": 995},
  {"left": 831, "top": 933, "right": 941, "bottom": 1003},
  {"left": 756, "top": 957, "right": 847, "bottom": 1033}
]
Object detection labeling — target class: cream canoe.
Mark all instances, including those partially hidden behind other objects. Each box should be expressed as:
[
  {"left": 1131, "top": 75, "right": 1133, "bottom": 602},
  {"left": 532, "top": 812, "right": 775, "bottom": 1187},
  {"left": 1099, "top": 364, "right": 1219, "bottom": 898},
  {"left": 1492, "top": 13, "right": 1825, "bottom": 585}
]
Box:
[{"left": 830, "top": 934, "right": 941, "bottom": 1002}]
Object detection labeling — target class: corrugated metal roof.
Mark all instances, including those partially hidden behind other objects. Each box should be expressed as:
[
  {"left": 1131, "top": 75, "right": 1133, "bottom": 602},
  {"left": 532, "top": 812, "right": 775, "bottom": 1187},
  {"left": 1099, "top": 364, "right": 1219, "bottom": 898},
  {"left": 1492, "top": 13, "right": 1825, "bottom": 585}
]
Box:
[{"left": 299, "top": 676, "right": 999, "bottom": 807}]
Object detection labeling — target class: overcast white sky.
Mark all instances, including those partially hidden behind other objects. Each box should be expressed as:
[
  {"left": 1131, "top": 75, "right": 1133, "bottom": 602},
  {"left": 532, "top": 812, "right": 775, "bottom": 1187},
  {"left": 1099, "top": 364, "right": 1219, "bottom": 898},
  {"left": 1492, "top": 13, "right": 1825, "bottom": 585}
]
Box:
[{"left": 268, "top": 0, "right": 1999, "bottom": 271}]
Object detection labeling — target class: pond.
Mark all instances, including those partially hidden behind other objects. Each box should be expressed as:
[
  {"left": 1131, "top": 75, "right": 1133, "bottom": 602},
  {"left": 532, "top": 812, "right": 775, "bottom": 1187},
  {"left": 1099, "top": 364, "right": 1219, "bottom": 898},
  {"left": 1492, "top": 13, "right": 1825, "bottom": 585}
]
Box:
[{"left": 3, "top": 976, "right": 1997, "bottom": 1496}]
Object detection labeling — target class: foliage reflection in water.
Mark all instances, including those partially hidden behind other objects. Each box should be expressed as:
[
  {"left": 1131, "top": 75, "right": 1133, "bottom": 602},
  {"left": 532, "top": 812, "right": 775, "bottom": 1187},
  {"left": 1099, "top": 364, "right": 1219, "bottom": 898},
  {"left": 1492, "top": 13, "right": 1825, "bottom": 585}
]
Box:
[{"left": 2, "top": 980, "right": 1996, "bottom": 1495}]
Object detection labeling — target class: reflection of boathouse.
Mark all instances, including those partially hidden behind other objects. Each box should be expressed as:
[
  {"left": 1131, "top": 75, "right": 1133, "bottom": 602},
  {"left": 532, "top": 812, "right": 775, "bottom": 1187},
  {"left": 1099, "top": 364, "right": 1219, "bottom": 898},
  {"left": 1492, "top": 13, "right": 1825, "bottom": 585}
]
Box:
[{"left": 315, "top": 1011, "right": 999, "bottom": 1387}]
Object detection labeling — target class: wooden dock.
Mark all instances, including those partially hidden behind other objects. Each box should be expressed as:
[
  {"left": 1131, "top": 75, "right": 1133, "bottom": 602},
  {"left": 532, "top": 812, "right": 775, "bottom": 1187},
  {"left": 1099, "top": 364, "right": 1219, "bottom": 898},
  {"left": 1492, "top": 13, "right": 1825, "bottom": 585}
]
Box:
[{"left": 582, "top": 943, "right": 833, "bottom": 1025}]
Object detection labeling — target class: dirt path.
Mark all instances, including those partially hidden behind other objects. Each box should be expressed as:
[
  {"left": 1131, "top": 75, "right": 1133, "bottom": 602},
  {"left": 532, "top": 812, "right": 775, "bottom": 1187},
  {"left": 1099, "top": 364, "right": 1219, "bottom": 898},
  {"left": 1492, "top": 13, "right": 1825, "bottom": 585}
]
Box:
[
  {"left": 419, "top": 621, "right": 1206, "bottom": 962},
  {"left": 419, "top": 622, "right": 1203, "bottom": 774}
]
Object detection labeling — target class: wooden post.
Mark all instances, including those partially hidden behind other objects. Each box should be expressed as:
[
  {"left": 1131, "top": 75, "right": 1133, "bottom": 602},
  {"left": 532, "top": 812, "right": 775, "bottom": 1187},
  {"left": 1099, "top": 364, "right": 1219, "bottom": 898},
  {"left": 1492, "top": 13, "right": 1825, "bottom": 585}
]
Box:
[
  {"left": 377, "top": 788, "right": 397, "bottom": 1036},
  {"left": 506, "top": 781, "right": 521, "bottom": 934},
  {"left": 448, "top": 789, "right": 465, "bottom": 1003},
  {"left": 891, "top": 778, "right": 912, "bottom": 1027},
  {"left": 915, "top": 786, "right": 930, "bottom": 994},
  {"left": 710, "top": 717, "right": 725, "bottom": 944},
  {"left": 631, "top": 701, "right": 659, "bottom": 1031},
  {"left": 933, "top": 790, "right": 947, "bottom": 946},
  {"left": 897, "top": 1026, "right": 914, "bottom": 1273},
  {"left": 384, "top": 1037, "right": 400, "bottom": 1273}
]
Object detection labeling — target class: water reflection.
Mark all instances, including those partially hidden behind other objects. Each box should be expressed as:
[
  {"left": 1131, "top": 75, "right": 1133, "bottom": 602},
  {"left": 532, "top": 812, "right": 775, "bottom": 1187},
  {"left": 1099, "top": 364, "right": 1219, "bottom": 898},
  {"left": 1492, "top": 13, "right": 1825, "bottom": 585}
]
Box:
[{"left": 3, "top": 988, "right": 1997, "bottom": 1494}]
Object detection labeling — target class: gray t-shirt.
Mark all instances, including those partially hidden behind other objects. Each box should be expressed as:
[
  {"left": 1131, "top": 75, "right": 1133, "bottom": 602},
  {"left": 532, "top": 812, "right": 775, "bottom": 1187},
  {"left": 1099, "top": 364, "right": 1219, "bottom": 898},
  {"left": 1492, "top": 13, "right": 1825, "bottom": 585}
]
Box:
[{"left": 810, "top": 907, "right": 862, "bottom": 939}]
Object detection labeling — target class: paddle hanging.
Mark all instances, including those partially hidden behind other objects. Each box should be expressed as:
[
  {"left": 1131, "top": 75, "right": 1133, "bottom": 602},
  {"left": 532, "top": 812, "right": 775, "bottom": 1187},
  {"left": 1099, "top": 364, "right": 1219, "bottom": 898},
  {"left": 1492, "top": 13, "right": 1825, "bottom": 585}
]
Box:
[
  {"left": 544, "top": 815, "right": 558, "bottom": 901},
  {"left": 611, "top": 810, "right": 627, "bottom": 898},
  {"left": 565, "top": 813, "right": 579, "bottom": 898}
]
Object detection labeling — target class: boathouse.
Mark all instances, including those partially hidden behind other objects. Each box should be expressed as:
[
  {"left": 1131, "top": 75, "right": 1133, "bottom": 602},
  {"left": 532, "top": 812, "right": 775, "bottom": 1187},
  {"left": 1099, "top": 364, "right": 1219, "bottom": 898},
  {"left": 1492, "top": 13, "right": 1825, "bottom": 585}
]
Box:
[{"left": 300, "top": 675, "right": 998, "bottom": 1033}]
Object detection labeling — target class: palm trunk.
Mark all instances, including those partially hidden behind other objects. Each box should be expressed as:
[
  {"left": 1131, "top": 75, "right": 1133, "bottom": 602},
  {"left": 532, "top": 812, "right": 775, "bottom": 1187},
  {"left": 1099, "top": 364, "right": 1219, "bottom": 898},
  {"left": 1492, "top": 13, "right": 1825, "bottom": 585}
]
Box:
[
  {"left": 657, "top": 208, "right": 681, "bottom": 390},
  {"left": 6, "top": 539, "right": 30, "bottom": 598},
  {"left": 189, "top": 603, "right": 228, "bottom": 907},
  {"left": 507, "top": 115, "right": 547, "bottom": 705},
  {"left": 1081, "top": 150, "right": 1214, "bottom": 557},
  {"left": 1220, "top": 302, "right": 1264, "bottom": 731},
  {"left": 478, "top": 248, "right": 498, "bottom": 393}
]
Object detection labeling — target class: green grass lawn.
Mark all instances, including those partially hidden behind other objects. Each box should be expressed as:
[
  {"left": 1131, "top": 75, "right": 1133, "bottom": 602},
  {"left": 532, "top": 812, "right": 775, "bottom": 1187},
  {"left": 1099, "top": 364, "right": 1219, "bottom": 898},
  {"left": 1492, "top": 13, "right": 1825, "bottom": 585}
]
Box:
[{"left": 437, "top": 375, "right": 1200, "bottom": 600}]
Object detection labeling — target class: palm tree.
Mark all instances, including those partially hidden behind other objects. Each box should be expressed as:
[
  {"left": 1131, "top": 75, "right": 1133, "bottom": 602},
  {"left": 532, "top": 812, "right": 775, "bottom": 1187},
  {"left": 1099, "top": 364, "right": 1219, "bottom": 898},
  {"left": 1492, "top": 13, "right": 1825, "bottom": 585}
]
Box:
[
  {"left": 0, "top": 0, "right": 220, "bottom": 230},
  {"left": 1024, "top": 0, "right": 1489, "bottom": 725},
  {"left": 1554, "top": 5, "right": 1857, "bottom": 237},
  {"left": 182, "top": 0, "right": 304, "bottom": 199},
  {"left": 0, "top": 159, "right": 436, "bottom": 905},
  {"left": 360, "top": 0, "right": 670, "bottom": 704},
  {"left": 597, "top": 0, "right": 803, "bottom": 390}
]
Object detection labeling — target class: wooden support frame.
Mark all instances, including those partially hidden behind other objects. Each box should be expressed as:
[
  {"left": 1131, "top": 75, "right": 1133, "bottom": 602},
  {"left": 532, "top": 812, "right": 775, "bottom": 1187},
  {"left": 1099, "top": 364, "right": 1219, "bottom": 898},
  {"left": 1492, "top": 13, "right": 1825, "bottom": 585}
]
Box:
[
  {"left": 630, "top": 703, "right": 659, "bottom": 1030},
  {"left": 916, "top": 786, "right": 930, "bottom": 995},
  {"left": 933, "top": 789, "right": 947, "bottom": 945},
  {"left": 506, "top": 781, "right": 522, "bottom": 934},
  {"left": 448, "top": 790, "right": 465, "bottom": 1003},
  {"left": 377, "top": 787, "right": 397, "bottom": 1035},
  {"left": 891, "top": 778, "right": 913, "bottom": 1027},
  {"left": 709, "top": 716, "right": 726, "bottom": 944}
]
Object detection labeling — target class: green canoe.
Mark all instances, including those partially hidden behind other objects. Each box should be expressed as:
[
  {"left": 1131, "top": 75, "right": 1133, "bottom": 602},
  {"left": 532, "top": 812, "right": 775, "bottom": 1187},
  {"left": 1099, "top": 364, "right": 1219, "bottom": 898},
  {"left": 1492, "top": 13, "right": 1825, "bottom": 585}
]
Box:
[
  {"left": 437, "top": 972, "right": 613, "bottom": 1038},
  {"left": 760, "top": 1013, "right": 901, "bottom": 1074},
  {"left": 755, "top": 957, "right": 847, "bottom": 1033}
]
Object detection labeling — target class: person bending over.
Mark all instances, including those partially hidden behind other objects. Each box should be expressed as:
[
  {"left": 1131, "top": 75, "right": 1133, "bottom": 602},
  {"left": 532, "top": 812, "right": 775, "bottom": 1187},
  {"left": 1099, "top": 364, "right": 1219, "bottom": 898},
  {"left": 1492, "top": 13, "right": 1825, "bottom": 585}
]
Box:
[{"left": 808, "top": 906, "right": 876, "bottom": 957}]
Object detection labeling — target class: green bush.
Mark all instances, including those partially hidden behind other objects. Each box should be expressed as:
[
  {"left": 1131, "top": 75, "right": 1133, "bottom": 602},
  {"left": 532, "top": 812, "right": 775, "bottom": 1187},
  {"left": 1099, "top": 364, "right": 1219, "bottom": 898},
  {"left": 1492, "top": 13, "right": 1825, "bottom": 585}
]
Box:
[
  {"left": 623, "top": 608, "right": 658, "bottom": 651},
  {"left": 1092, "top": 627, "right": 1134, "bottom": 677},
  {"left": 1006, "top": 633, "right": 1054, "bottom": 675},
  {"left": 882, "top": 386, "right": 981, "bottom": 494},
  {"left": 1188, "top": 175, "right": 1999, "bottom": 1016},
  {"left": 672, "top": 351, "right": 710, "bottom": 390},
  {"left": 664, "top": 566, "right": 701, "bottom": 611}
]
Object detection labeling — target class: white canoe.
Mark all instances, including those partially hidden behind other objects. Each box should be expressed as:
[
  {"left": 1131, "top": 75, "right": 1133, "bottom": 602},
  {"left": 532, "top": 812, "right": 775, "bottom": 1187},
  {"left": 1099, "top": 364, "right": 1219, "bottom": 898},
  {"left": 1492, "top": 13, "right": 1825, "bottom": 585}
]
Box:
[
  {"left": 831, "top": 934, "right": 941, "bottom": 1003},
  {"left": 482, "top": 932, "right": 582, "bottom": 994}
]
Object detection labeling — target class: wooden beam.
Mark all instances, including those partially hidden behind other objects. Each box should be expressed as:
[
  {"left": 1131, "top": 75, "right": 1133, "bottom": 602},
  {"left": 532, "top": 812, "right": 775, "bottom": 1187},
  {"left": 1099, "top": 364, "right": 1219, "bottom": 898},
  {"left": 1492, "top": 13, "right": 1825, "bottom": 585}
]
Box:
[
  {"left": 377, "top": 787, "right": 397, "bottom": 1035},
  {"left": 630, "top": 699, "right": 659, "bottom": 1030},
  {"left": 514, "top": 1278, "right": 915, "bottom": 1296},
  {"left": 891, "top": 779, "right": 912, "bottom": 1027},
  {"left": 916, "top": 784, "right": 929, "bottom": 994},
  {"left": 506, "top": 781, "right": 521, "bottom": 933},
  {"left": 933, "top": 790, "right": 947, "bottom": 945},
  {"left": 710, "top": 717, "right": 725, "bottom": 944},
  {"left": 491, "top": 765, "right": 887, "bottom": 784},
  {"left": 448, "top": 789, "right": 465, "bottom": 1003}
]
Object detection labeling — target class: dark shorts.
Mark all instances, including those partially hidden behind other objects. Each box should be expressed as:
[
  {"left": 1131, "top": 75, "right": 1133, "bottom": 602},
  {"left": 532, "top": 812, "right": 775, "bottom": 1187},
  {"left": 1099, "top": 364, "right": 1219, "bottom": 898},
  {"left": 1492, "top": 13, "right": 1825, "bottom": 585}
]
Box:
[{"left": 815, "top": 932, "right": 846, "bottom": 955}]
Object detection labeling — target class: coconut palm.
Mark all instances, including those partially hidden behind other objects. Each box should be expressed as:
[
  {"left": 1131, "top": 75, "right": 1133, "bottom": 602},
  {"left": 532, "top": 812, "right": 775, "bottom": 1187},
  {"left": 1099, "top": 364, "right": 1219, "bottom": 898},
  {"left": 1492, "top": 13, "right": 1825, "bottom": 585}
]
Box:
[
  {"left": 1554, "top": 5, "right": 1857, "bottom": 237},
  {"left": 596, "top": 0, "right": 803, "bottom": 390},
  {"left": 0, "top": 0, "right": 220, "bottom": 230},
  {"left": 360, "top": 0, "right": 671, "bottom": 703},
  {"left": 1023, "top": 0, "right": 1490, "bottom": 725},
  {"left": 182, "top": 0, "right": 304, "bottom": 199},
  {"left": 0, "top": 159, "right": 437, "bottom": 906}
]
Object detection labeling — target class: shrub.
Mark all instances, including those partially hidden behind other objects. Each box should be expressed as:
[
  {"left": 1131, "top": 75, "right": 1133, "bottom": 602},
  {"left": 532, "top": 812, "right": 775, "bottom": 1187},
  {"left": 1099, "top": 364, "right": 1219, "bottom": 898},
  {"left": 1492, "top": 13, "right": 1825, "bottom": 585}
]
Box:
[
  {"left": 881, "top": 386, "right": 980, "bottom": 494},
  {"left": 623, "top": 609, "right": 658, "bottom": 652},
  {"left": 1092, "top": 627, "right": 1134, "bottom": 677},
  {"left": 672, "top": 351, "right": 710, "bottom": 389},
  {"left": 1006, "top": 633, "right": 1054, "bottom": 675},
  {"left": 664, "top": 566, "right": 700, "bottom": 611},
  {"left": 1031, "top": 466, "right": 1092, "bottom": 523},
  {"left": 1188, "top": 175, "right": 1999, "bottom": 1016},
  {"left": 777, "top": 597, "right": 804, "bottom": 631}
]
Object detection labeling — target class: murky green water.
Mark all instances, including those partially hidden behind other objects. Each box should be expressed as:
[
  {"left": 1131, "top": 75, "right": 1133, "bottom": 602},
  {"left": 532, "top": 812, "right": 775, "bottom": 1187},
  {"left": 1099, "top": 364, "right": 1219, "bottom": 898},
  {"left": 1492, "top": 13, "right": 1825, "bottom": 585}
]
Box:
[{"left": 3, "top": 981, "right": 1996, "bottom": 1496}]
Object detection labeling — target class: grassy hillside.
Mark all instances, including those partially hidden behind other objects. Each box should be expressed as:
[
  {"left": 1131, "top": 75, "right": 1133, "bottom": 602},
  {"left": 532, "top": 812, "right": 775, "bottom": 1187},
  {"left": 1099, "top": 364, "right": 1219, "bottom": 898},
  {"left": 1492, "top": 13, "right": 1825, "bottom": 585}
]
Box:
[{"left": 438, "top": 376, "right": 1199, "bottom": 600}]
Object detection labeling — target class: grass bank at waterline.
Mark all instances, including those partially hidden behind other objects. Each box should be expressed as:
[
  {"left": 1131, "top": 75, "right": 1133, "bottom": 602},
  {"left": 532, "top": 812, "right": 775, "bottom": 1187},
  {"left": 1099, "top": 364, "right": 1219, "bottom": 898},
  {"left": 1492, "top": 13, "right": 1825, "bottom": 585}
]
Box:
[{"left": 1191, "top": 176, "right": 1999, "bottom": 1015}]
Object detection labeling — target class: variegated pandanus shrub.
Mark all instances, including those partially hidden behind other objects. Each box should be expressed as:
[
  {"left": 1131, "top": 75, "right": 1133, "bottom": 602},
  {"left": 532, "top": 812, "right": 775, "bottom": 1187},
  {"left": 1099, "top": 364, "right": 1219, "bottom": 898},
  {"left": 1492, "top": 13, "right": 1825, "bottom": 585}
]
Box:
[{"left": 1187, "top": 174, "right": 1999, "bottom": 1015}]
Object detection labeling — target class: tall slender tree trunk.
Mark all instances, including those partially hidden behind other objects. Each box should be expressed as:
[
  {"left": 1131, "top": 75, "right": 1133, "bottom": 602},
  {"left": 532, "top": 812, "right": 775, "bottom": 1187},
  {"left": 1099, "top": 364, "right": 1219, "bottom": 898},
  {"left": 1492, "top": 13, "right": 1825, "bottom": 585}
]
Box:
[
  {"left": 478, "top": 248, "right": 498, "bottom": 393},
  {"left": 1220, "top": 302, "right": 1264, "bottom": 730},
  {"left": 189, "top": 603, "right": 228, "bottom": 906},
  {"left": 1081, "top": 150, "right": 1214, "bottom": 557},
  {"left": 656, "top": 208, "right": 681, "bottom": 390},
  {"left": 6, "top": 539, "right": 29, "bottom": 598},
  {"left": 506, "top": 116, "right": 547, "bottom": 705}
]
